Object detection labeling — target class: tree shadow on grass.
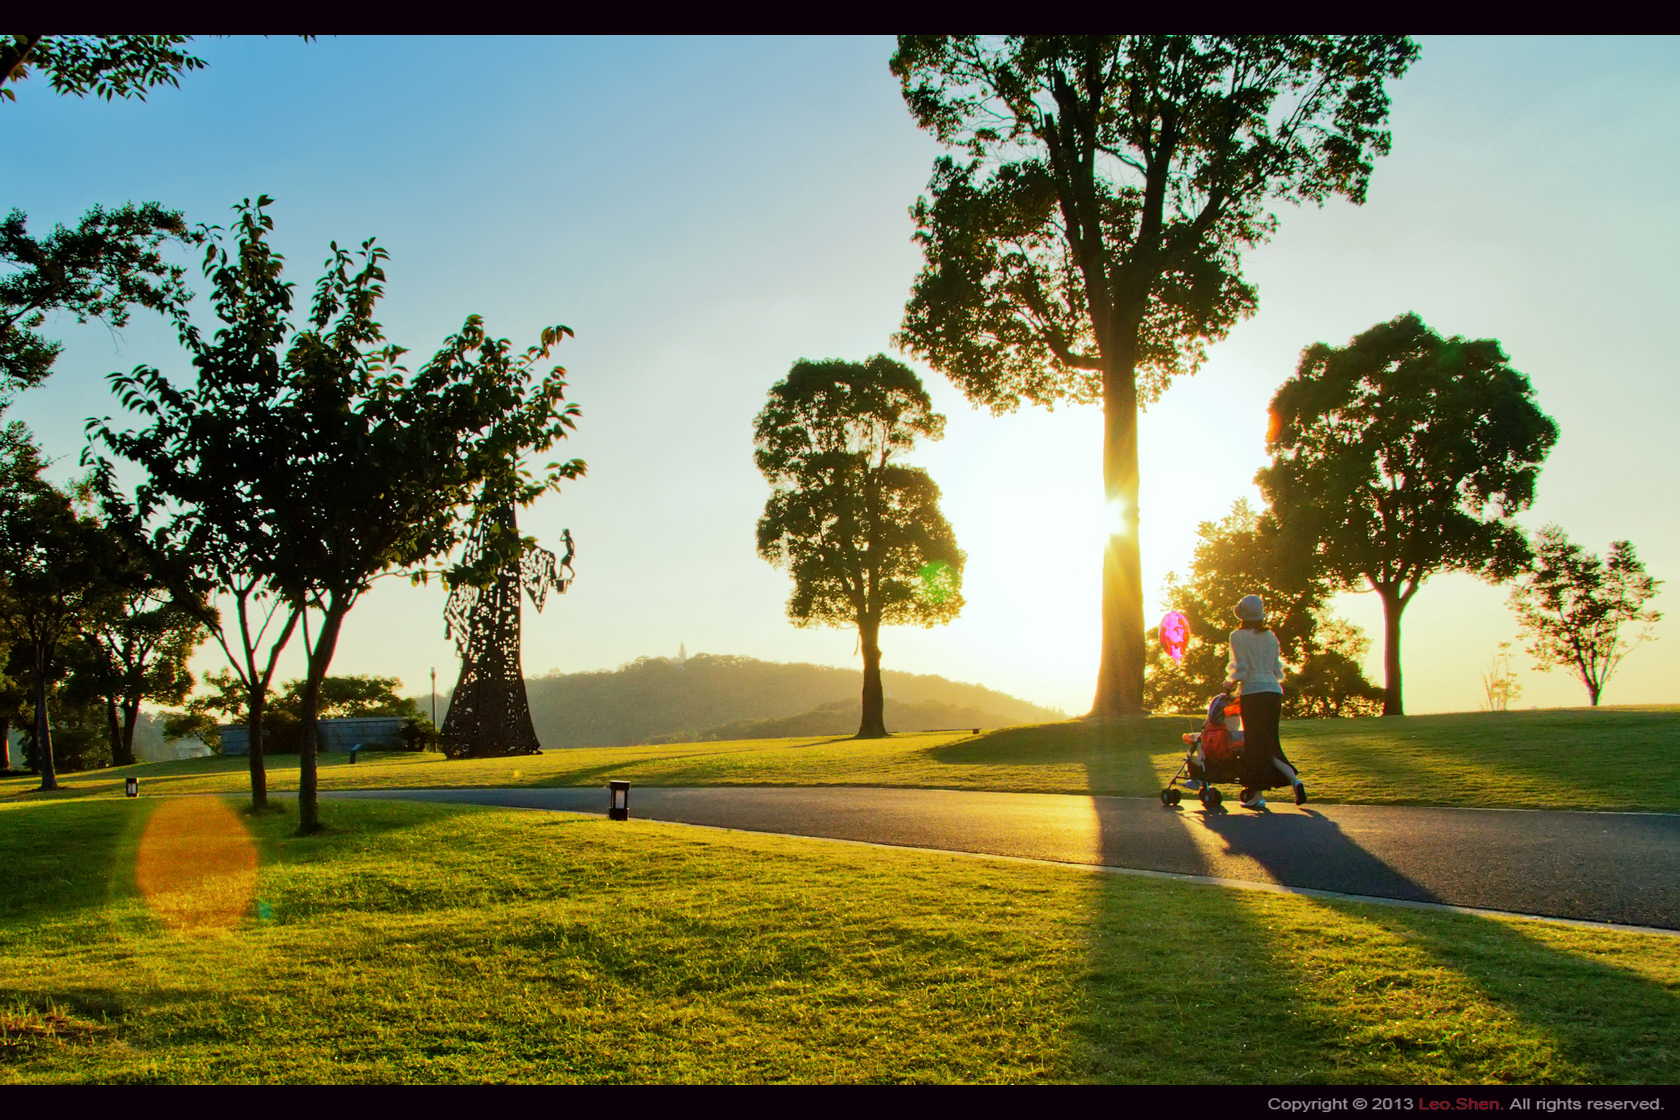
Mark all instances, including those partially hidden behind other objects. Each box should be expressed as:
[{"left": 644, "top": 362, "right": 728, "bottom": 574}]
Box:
[
  {"left": 1355, "top": 904, "right": 1680, "bottom": 1083},
  {"left": 1070, "top": 762, "right": 1368, "bottom": 1082},
  {"left": 0, "top": 801, "right": 150, "bottom": 927}
]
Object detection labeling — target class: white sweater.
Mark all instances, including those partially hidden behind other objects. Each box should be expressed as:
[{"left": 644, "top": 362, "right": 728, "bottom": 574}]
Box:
[{"left": 1227, "top": 628, "right": 1284, "bottom": 695}]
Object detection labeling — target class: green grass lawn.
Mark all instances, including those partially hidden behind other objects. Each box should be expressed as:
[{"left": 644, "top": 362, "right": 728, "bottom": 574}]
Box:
[
  {"left": 2, "top": 795, "right": 1677, "bottom": 1084},
  {"left": 6, "top": 706, "right": 1677, "bottom": 813}
]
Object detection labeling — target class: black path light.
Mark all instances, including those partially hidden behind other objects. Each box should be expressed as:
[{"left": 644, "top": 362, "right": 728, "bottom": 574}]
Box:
[
  {"left": 125, "top": 777, "right": 138, "bottom": 797},
  {"left": 608, "top": 779, "right": 630, "bottom": 821}
]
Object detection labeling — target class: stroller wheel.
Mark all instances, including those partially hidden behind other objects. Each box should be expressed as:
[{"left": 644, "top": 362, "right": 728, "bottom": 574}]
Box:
[
  {"left": 1160, "top": 788, "right": 1172, "bottom": 806},
  {"left": 1206, "top": 787, "right": 1223, "bottom": 810},
  {"left": 1168, "top": 787, "right": 1181, "bottom": 806}
]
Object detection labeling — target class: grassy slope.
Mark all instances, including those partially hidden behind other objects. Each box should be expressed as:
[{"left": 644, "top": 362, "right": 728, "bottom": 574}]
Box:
[
  {"left": 6, "top": 706, "right": 1677, "bottom": 813},
  {"left": 2, "top": 796, "right": 1677, "bottom": 1084}
]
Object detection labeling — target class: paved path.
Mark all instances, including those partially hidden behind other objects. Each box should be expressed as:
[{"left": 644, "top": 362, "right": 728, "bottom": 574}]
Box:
[{"left": 324, "top": 786, "right": 1680, "bottom": 931}]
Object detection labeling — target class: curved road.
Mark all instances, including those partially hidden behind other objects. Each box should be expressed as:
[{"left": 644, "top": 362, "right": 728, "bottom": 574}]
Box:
[{"left": 323, "top": 786, "right": 1680, "bottom": 932}]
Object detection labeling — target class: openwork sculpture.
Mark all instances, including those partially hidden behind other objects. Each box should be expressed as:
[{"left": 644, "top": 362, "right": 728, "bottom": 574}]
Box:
[{"left": 439, "top": 504, "right": 575, "bottom": 758}]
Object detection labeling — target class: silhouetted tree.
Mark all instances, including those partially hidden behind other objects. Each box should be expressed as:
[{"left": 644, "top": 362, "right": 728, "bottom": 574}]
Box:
[
  {"left": 0, "top": 428, "right": 137, "bottom": 789},
  {"left": 1510, "top": 526, "right": 1662, "bottom": 707},
  {"left": 1259, "top": 314, "right": 1558, "bottom": 715},
  {"left": 1, "top": 204, "right": 196, "bottom": 405},
  {"left": 65, "top": 578, "right": 203, "bottom": 767},
  {"left": 95, "top": 197, "right": 584, "bottom": 833},
  {"left": 891, "top": 35, "right": 1418, "bottom": 718},
  {"left": 755, "top": 356, "right": 964, "bottom": 738}
]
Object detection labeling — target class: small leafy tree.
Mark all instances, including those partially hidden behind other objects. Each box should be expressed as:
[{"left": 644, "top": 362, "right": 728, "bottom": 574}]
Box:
[
  {"left": 1480, "top": 641, "right": 1523, "bottom": 713},
  {"left": 1259, "top": 314, "right": 1558, "bottom": 715},
  {"left": 1143, "top": 499, "right": 1379, "bottom": 717},
  {"left": 891, "top": 35, "right": 1418, "bottom": 717},
  {"left": 755, "top": 356, "right": 964, "bottom": 738},
  {"left": 1509, "top": 526, "right": 1662, "bottom": 707}
]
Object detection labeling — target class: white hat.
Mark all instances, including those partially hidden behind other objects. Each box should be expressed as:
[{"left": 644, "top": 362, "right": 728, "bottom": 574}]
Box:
[{"left": 1234, "top": 595, "right": 1265, "bottom": 622}]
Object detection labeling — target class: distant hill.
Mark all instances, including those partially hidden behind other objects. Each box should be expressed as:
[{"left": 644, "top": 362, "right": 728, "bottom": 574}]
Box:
[{"left": 509, "top": 653, "right": 1062, "bottom": 748}]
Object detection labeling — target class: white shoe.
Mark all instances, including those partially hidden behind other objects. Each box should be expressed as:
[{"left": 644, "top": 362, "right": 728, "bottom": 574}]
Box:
[
  {"left": 1240, "top": 791, "right": 1266, "bottom": 809},
  {"left": 1181, "top": 780, "right": 1203, "bottom": 791}
]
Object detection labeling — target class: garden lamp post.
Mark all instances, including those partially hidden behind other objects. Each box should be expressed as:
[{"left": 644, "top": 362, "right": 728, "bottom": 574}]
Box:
[{"left": 608, "top": 779, "right": 630, "bottom": 821}]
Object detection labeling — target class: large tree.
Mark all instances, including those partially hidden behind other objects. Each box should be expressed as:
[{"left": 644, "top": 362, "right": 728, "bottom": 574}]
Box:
[
  {"left": 1258, "top": 314, "right": 1558, "bottom": 715},
  {"left": 891, "top": 35, "right": 1418, "bottom": 718},
  {"left": 754, "top": 356, "right": 964, "bottom": 739},
  {"left": 98, "top": 199, "right": 584, "bottom": 832},
  {"left": 1509, "top": 526, "right": 1662, "bottom": 707}
]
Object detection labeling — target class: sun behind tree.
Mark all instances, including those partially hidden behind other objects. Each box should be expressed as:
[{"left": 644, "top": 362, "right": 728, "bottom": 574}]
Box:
[{"left": 754, "top": 356, "right": 964, "bottom": 739}]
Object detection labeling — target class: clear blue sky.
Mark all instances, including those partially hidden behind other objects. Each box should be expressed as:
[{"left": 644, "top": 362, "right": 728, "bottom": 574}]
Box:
[{"left": 6, "top": 35, "right": 1676, "bottom": 715}]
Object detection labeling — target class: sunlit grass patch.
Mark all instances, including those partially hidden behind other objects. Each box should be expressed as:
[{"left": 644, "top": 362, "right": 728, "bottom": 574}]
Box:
[
  {"left": 3, "top": 705, "right": 1676, "bottom": 812},
  {"left": 1, "top": 797, "right": 1677, "bottom": 1084}
]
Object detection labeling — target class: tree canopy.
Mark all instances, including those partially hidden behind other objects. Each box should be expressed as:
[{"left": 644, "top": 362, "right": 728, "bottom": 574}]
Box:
[
  {"left": 1, "top": 35, "right": 207, "bottom": 103},
  {"left": 890, "top": 35, "right": 1418, "bottom": 717},
  {"left": 755, "top": 356, "right": 964, "bottom": 738},
  {"left": 1509, "top": 526, "right": 1662, "bottom": 707},
  {"left": 94, "top": 197, "right": 584, "bottom": 831},
  {"left": 1, "top": 204, "right": 196, "bottom": 404},
  {"left": 1258, "top": 313, "right": 1559, "bottom": 715}
]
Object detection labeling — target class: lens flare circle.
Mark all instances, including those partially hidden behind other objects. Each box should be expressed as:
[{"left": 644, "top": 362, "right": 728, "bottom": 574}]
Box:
[{"left": 135, "top": 797, "right": 259, "bottom": 936}]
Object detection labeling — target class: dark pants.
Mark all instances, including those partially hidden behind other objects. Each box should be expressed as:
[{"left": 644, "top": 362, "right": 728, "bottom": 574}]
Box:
[{"left": 1239, "top": 691, "right": 1293, "bottom": 791}]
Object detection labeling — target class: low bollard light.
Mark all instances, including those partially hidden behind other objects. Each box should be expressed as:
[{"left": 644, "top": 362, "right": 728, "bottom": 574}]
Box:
[
  {"left": 125, "top": 777, "right": 138, "bottom": 798},
  {"left": 608, "top": 779, "right": 630, "bottom": 821},
  {"left": 349, "top": 744, "right": 360, "bottom": 765}
]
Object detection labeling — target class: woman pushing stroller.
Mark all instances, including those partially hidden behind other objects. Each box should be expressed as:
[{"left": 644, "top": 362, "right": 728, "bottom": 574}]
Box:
[{"left": 1226, "top": 594, "right": 1307, "bottom": 809}]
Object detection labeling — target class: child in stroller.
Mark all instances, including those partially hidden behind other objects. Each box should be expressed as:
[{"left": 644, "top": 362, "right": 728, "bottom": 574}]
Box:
[{"left": 1159, "top": 690, "right": 1244, "bottom": 810}]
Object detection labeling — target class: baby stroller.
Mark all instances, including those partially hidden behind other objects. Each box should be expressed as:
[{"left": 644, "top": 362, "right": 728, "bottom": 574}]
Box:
[{"left": 1159, "top": 692, "right": 1244, "bottom": 810}]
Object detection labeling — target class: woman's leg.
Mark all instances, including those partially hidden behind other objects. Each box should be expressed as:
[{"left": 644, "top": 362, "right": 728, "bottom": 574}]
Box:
[{"left": 1239, "top": 691, "right": 1282, "bottom": 793}]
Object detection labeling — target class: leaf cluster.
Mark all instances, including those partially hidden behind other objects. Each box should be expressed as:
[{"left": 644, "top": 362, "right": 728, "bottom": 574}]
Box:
[
  {"left": 90, "top": 197, "right": 586, "bottom": 629},
  {"left": 0, "top": 204, "right": 197, "bottom": 402},
  {"left": 1259, "top": 313, "right": 1559, "bottom": 596},
  {"left": 1, "top": 35, "right": 207, "bottom": 103}
]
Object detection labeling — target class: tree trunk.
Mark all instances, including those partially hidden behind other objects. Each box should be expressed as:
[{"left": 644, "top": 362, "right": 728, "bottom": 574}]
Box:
[
  {"left": 32, "top": 640, "right": 59, "bottom": 790},
  {"left": 297, "top": 605, "right": 348, "bottom": 835},
  {"left": 1378, "top": 585, "right": 1406, "bottom": 716},
  {"left": 247, "top": 691, "right": 269, "bottom": 810},
  {"left": 0, "top": 715, "right": 11, "bottom": 770},
  {"left": 118, "top": 696, "right": 141, "bottom": 767},
  {"left": 1090, "top": 341, "right": 1146, "bottom": 718},
  {"left": 106, "top": 695, "right": 131, "bottom": 768},
  {"left": 856, "top": 615, "right": 887, "bottom": 739}
]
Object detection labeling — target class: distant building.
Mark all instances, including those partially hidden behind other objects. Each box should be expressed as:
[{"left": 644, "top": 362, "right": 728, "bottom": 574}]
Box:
[
  {"left": 676, "top": 642, "right": 688, "bottom": 665},
  {"left": 219, "top": 716, "right": 407, "bottom": 756}
]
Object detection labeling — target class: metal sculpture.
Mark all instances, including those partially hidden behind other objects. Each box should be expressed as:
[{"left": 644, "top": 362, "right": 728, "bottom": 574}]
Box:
[{"left": 439, "top": 504, "right": 574, "bottom": 758}]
